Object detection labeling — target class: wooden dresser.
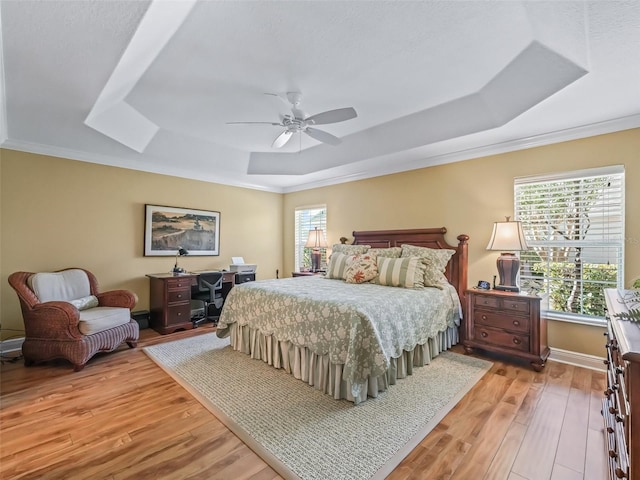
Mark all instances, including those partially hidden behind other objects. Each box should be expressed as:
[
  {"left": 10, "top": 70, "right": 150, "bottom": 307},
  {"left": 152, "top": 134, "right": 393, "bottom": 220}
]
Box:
[
  {"left": 464, "top": 289, "right": 548, "bottom": 371},
  {"left": 147, "top": 273, "right": 197, "bottom": 334},
  {"left": 603, "top": 288, "right": 640, "bottom": 480}
]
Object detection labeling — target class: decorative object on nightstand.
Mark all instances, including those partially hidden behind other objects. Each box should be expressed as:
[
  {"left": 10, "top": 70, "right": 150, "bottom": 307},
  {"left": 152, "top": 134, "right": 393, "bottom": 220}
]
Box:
[
  {"left": 464, "top": 288, "right": 548, "bottom": 371},
  {"left": 486, "top": 216, "right": 528, "bottom": 292},
  {"left": 172, "top": 246, "right": 189, "bottom": 274},
  {"left": 305, "top": 227, "right": 328, "bottom": 273}
]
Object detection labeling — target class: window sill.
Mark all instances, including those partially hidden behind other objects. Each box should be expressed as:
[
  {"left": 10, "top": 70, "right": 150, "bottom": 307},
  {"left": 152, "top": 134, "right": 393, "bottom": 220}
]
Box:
[{"left": 542, "top": 311, "right": 606, "bottom": 328}]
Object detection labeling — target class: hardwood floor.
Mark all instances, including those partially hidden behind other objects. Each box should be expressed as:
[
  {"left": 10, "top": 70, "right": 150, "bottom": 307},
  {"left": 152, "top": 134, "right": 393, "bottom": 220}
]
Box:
[{"left": 0, "top": 325, "right": 608, "bottom": 480}]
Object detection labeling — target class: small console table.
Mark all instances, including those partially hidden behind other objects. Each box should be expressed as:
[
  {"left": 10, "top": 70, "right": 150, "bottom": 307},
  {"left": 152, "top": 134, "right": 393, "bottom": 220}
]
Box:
[{"left": 146, "top": 272, "right": 236, "bottom": 334}]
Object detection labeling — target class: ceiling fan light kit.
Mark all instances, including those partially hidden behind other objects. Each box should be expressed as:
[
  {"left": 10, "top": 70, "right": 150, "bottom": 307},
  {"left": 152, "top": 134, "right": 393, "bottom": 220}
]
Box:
[{"left": 228, "top": 92, "right": 358, "bottom": 149}]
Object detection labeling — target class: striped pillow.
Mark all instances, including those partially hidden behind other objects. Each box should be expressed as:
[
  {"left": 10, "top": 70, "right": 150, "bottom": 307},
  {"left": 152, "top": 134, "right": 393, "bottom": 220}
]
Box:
[
  {"left": 374, "top": 256, "right": 425, "bottom": 289},
  {"left": 325, "top": 252, "right": 352, "bottom": 280}
]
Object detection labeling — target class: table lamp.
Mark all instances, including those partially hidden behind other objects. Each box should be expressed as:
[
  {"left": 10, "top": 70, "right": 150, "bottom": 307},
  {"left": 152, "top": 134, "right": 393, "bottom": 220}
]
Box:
[
  {"left": 173, "top": 247, "right": 189, "bottom": 274},
  {"left": 305, "top": 227, "right": 328, "bottom": 272},
  {"left": 486, "top": 217, "right": 528, "bottom": 292}
]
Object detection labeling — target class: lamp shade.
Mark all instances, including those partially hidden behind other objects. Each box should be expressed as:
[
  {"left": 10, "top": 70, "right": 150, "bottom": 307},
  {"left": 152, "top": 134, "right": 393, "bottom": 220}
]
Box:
[
  {"left": 486, "top": 217, "right": 528, "bottom": 252},
  {"left": 305, "top": 227, "right": 328, "bottom": 249}
]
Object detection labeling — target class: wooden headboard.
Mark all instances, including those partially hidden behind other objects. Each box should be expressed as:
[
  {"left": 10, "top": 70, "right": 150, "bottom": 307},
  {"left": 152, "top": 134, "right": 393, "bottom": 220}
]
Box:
[{"left": 352, "top": 227, "right": 469, "bottom": 305}]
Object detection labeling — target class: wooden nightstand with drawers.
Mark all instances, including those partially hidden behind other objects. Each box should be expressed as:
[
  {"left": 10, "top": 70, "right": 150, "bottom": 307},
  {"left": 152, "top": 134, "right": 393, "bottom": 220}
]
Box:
[{"left": 464, "top": 289, "right": 548, "bottom": 371}]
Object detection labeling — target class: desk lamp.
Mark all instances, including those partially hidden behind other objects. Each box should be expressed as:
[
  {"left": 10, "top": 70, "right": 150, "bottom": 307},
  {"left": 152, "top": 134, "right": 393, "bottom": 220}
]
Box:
[
  {"left": 305, "top": 227, "right": 328, "bottom": 272},
  {"left": 173, "top": 247, "right": 189, "bottom": 274},
  {"left": 486, "top": 217, "right": 528, "bottom": 292}
]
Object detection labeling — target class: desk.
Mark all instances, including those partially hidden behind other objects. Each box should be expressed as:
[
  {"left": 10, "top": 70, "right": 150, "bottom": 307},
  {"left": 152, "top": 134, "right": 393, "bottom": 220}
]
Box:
[{"left": 146, "top": 271, "right": 236, "bottom": 334}]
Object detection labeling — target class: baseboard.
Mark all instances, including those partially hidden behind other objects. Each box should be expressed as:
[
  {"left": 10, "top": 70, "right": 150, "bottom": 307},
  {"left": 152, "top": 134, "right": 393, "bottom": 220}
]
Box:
[
  {"left": 549, "top": 347, "right": 606, "bottom": 372},
  {"left": 0, "top": 337, "right": 25, "bottom": 354}
]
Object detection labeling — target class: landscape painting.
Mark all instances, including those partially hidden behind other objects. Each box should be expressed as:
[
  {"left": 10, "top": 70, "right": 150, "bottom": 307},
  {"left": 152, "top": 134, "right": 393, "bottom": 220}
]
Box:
[{"left": 144, "top": 204, "right": 220, "bottom": 256}]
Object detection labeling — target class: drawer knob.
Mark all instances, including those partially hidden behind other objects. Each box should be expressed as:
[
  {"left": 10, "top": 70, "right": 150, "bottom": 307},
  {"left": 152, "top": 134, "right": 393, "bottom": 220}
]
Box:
[
  {"left": 607, "top": 426, "right": 615, "bottom": 434},
  {"left": 616, "top": 367, "right": 624, "bottom": 375},
  {"left": 177, "top": 312, "right": 182, "bottom": 316},
  {"left": 511, "top": 304, "right": 518, "bottom": 308},
  {"left": 609, "top": 406, "right": 618, "bottom": 415},
  {"left": 513, "top": 320, "right": 520, "bottom": 326},
  {"left": 177, "top": 294, "right": 182, "bottom": 298},
  {"left": 483, "top": 300, "right": 489, "bottom": 304},
  {"left": 481, "top": 332, "right": 488, "bottom": 338},
  {"left": 609, "top": 449, "right": 618, "bottom": 459},
  {"left": 512, "top": 338, "right": 521, "bottom": 345},
  {"left": 481, "top": 315, "right": 487, "bottom": 321},
  {"left": 615, "top": 467, "right": 627, "bottom": 479}
]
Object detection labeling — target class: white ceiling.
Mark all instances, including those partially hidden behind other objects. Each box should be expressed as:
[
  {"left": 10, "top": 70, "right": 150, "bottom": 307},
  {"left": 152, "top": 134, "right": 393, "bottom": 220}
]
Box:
[{"left": 1, "top": 0, "right": 639, "bottom": 193}]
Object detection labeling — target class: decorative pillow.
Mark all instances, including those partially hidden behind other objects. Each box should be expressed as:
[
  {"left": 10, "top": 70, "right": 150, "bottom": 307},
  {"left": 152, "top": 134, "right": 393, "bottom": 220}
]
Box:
[
  {"left": 368, "top": 247, "right": 402, "bottom": 258},
  {"left": 344, "top": 254, "right": 378, "bottom": 284},
  {"left": 400, "top": 245, "right": 456, "bottom": 288},
  {"left": 325, "top": 252, "right": 353, "bottom": 280},
  {"left": 330, "top": 244, "right": 370, "bottom": 257},
  {"left": 68, "top": 295, "right": 99, "bottom": 311},
  {"left": 373, "top": 256, "right": 425, "bottom": 289}
]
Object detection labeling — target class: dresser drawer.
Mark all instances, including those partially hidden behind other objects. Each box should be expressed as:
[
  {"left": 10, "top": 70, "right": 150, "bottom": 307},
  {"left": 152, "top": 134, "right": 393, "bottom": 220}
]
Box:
[
  {"left": 165, "top": 304, "right": 190, "bottom": 325},
  {"left": 475, "top": 310, "right": 530, "bottom": 333},
  {"left": 167, "top": 289, "right": 190, "bottom": 303},
  {"left": 472, "top": 326, "right": 530, "bottom": 353},
  {"left": 166, "top": 278, "right": 193, "bottom": 290},
  {"left": 501, "top": 298, "right": 530, "bottom": 314},
  {"left": 473, "top": 295, "right": 500, "bottom": 309}
]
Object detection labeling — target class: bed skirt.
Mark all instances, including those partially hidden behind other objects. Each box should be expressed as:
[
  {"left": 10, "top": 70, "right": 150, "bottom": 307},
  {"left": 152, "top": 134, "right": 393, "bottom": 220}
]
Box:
[{"left": 226, "top": 323, "right": 460, "bottom": 404}]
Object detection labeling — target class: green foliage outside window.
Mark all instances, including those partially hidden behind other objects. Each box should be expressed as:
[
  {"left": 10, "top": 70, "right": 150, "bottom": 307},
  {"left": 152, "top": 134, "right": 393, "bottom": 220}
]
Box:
[{"left": 524, "top": 261, "right": 617, "bottom": 317}]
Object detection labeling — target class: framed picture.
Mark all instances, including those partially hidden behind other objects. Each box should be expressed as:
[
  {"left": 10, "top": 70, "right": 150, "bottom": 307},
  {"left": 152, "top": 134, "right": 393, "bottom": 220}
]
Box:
[{"left": 144, "top": 204, "right": 220, "bottom": 256}]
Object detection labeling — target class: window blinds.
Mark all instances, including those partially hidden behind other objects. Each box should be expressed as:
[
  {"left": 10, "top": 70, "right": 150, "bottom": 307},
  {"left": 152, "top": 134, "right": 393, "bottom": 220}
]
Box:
[{"left": 514, "top": 165, "right": 624, "bottom": 320}]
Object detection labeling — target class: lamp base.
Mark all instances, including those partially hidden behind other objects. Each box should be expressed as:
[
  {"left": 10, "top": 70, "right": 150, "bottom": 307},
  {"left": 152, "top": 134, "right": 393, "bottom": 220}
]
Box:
[
  {"left": 311, "top": 249, "right": 321, "bottom": 273},
  {"left": 495, "top": 252, "right": 521, "bottom": 292},
  {"left": 493, "top": 284, "right": 520, "bottom": 293}
]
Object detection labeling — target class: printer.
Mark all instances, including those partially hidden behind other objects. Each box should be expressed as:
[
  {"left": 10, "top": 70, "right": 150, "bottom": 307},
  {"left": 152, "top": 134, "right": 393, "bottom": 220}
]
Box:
[
  {"left": 229, "top": 256, "right": 257, "bottom": 273},
  {"left": 229, "top": 257, "right": 257, "bottom": 284}
]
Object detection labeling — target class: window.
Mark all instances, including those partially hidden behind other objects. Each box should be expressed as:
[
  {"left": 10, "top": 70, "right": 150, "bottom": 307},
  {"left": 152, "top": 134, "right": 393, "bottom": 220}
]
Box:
[
  {"left": 515, "top": 166, "right": 624, "bottom": 323},
  {"left": 294, "top": 205, "right": 327, "bottom": 272}
]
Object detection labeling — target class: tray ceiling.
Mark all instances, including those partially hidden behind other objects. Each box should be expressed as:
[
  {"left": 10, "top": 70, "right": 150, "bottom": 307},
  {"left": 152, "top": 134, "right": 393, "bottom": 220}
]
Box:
[{"left": 1, "top": 1, "right": 639, "bottom": 192}]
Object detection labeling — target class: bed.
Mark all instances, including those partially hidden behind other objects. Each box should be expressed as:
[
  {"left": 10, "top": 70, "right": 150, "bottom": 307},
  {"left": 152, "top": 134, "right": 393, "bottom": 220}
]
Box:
[{"left": 216, "top": 228, "right": 469, "bottom": 404}]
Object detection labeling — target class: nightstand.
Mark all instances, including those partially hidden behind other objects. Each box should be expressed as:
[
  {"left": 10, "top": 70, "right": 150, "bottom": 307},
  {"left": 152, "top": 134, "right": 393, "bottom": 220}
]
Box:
[
  {"left": 292, "top": 271, "right": 325, "bottom": 277},
  {"left": 464, "top": 289, "right": 549, "bottom": 371}
]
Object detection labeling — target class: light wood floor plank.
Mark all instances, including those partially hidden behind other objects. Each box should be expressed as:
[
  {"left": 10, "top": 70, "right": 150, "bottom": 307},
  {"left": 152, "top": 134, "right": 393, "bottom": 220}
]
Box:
[{"left": 0, "top": 327, "right": 608, "bottom": 480}]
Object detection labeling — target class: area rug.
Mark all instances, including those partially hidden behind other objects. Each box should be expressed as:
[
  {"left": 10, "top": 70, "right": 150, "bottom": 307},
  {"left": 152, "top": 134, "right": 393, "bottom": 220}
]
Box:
[{"left": 144, "top": 334, "right": 492, "bottom": 480}]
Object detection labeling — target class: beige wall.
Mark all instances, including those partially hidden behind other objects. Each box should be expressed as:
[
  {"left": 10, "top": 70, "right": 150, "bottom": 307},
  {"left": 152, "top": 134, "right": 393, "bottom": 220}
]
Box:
[
  {"left": 2, "top": 129, "right": 638, "bottom": 357},
  {"left": 283, "top": 128, "right": 640, "bottom": 357},
  {"left": 0, "top": 150, "right": 283, "bottom": 339}
]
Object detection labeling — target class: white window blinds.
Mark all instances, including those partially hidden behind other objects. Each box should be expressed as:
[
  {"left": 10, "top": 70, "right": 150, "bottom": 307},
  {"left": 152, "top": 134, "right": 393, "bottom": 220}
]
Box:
[
  {"left": 294, "top": 205, "right": 327, "bottom": 272},
  {"left": 515, "top": 165, "right": 625, "bottom": 321}
]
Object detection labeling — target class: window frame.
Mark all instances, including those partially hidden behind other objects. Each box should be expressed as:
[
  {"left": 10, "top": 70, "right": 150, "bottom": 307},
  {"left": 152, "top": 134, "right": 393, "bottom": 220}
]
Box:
[
  {"left": 294, "top": 205, "right": 327, "bottom": 272},
  {"left": 514, "top": 165, "right": 625, "bottom": 325}
]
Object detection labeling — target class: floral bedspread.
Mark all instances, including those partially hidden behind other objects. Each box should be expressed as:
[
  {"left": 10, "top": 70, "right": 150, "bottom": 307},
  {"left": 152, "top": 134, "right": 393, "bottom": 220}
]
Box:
[{"left": 216, "top": 276, "right": 461, "bottom": 390}]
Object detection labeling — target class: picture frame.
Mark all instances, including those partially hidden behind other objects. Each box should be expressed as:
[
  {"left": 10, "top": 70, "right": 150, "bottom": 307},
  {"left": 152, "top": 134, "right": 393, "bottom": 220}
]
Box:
[{"left": 144, "top": 204, "right": 220, "bottom": 256}]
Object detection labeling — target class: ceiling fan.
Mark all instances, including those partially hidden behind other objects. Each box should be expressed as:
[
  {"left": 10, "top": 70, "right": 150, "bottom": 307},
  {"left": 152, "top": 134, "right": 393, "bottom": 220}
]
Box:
[{"left": 227, "top": 92, "right": 357, "bottom": 149}]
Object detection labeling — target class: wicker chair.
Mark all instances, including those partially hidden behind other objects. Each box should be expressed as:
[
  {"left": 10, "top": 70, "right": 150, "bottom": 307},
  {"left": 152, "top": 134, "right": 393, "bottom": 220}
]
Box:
[{"left": 8, "top": 268, "right": 139, "bottom": 371}]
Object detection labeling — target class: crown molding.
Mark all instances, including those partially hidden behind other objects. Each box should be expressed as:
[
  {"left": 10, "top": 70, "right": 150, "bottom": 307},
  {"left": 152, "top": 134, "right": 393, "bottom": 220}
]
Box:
[
  {"left": 2, "top": 114, "right": 638, "bottom": 195},
  {"left": 281, "top": 114, "right": 640, "bottom": 193}
]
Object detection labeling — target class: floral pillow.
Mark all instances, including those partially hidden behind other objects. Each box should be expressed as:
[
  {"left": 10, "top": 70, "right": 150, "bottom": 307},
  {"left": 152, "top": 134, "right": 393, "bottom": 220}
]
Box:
[
  {"left": 373, "top": 256, "right": 425, "bottom": 289},
  {"left": 344, "top": 254, "right": 378, "bottom": 284},
  {"left": 400, "top": 244, "right": 456, "bottom": 288},
  {"left": 368, "top": 247, "right": 402, "bottom": 258}
]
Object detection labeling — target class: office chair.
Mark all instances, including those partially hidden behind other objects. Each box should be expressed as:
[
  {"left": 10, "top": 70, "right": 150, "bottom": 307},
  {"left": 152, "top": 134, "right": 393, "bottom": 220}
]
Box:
[{"left": 191, "top": 271, "right": 224, "bottom": 327}]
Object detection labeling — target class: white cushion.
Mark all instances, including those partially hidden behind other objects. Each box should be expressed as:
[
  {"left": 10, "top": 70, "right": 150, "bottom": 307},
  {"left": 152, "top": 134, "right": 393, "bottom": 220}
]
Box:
[
  {"left": 78, "top": 307, "right": 131, "bottom": 335},
  {"left": 29, "top": 269, "right": 91, "bottom": 302}
]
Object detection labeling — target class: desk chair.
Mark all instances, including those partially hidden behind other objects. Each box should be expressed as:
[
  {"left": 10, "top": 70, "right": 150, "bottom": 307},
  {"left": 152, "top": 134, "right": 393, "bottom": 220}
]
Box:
[{"left": 191, "top": 271, "right": 224, "bottom": 327}]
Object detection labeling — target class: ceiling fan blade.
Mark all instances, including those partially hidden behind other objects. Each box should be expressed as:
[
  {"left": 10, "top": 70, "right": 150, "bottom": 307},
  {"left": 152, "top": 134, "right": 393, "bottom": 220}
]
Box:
[
  {"left": 305, "top": 127, "right": 341, "bottom": 146},
  {"left": 226, "top": 121, "right": 282, "bottom": 126},
  {"left": 305, "top": 107, "right": 357, "bottom": 125},
  {"left": 272, "top": 130, "right": 293, "bottom": 148}
]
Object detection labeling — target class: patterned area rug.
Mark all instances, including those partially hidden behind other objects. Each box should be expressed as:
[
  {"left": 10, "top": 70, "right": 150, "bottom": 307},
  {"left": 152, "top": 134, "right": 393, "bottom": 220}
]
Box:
[{"left": 144, "top": 334, "right": 491, "bottom": 480}]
